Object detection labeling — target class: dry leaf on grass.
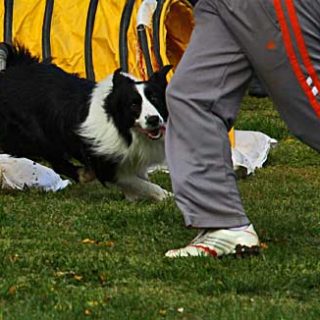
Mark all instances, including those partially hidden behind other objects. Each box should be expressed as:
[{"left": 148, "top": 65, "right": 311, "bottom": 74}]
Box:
[
  {"left": 84, "top": 309, "right": 92, "bottom": 316},
  {"left": 54, "top": 271, "right": 83, "bottom": 281},
  {"left": 260, "top": 242, "right": 268, "bottom": 250},
  {"left": 81, "top": 238, "right": 115, "bottom": 247},
  {"left": 82, "top": 238, "right": 96, "bottom": 244},
  {"left": 8, "top": 285, "right": 17, "bottom": 295}
]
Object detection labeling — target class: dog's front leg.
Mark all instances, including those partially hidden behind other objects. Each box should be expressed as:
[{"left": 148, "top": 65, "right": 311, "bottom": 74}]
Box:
[{"left": 116, "top": 176, "right": 172, "bottom": 201}]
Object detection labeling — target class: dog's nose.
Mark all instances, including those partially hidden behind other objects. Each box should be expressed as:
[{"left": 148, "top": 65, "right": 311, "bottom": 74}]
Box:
[{"left": 146, "top": 115, "right": 161, "bottom": 127}]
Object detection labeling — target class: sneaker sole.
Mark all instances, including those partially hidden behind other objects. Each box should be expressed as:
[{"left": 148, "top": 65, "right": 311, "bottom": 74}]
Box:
[
  {"left": 234, "top": 244, "right": 260, "bottom": 259},
  {"left": 166, "top": 244, "right": 260, "bottom": 258}
]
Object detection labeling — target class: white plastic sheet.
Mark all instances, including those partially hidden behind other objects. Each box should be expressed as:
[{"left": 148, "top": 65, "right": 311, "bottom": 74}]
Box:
[
  {"left": 0, "top": 154, "right": 71, "bottom": 191},
  {"left": 232, "top": 130, "right": 277, "bottom": 175}
]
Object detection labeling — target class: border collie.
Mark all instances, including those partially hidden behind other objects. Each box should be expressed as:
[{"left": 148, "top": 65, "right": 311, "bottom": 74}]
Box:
[{"left": 0, "top": 44, "right": 172, "bottom": 201}]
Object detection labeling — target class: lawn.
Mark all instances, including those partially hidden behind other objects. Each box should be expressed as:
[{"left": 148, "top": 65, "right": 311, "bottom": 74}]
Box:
[{"left": 1, "top": 96, "right": 320, "bottom": 320}]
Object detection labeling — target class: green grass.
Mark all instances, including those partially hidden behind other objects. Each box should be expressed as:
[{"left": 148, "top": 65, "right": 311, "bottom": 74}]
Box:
[{"left": 1, "top": 96, "right": 320, "bottom": 319}]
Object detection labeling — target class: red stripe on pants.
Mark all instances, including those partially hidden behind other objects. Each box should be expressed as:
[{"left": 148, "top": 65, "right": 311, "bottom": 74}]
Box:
[
  {"left": 273, "top": 0, "right": 320, "bottom": 116},
  {"left": 285, "top": 0, "right": 320, "bottom": 92}
]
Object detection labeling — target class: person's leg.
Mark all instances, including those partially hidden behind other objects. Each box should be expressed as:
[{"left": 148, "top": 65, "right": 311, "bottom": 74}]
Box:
[
  {"left": 165, "top": 0, "right": 260, "bottom": 257},
  {"left": 166, "top": 0, "right": 252, "bottom": 230},
  {"left": 217, "top": 0, "right": 320, "bottom": 151}
]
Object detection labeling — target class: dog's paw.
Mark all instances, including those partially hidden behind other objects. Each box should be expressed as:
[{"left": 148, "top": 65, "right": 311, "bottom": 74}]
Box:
[
  {"left": 123, "top": 188, "right": 173, "bottom": 202},
  {"left": 161, "top": 189, "right": 174, "bottom": 200},
  {"left": 148, "top": 188, "right": 173, "bottom": 201}
]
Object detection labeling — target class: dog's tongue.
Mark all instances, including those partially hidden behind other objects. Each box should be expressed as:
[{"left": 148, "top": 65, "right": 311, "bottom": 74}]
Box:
[
  {"left": 147, "top": 129, "right": 162, "bottom": 140},
  {"left": 136, "top": 125, "right": 165, "bottom": 140},
  {"left": 150, "top": 126, "right": 166, "bottom": 139}
]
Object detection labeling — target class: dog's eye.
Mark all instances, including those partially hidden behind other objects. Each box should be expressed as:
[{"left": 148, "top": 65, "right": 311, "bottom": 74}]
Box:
[
  {"left": 148, "top": 95, "right": 158, "bottom": 104},
  {"left": 131, "top": 103, "right": 141, "bottom": 115}
]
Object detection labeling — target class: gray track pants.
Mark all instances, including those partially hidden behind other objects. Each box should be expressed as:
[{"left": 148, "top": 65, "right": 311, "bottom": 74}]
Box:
[{"left": 165, "top": 0, "right": 320, "bottom": 228}]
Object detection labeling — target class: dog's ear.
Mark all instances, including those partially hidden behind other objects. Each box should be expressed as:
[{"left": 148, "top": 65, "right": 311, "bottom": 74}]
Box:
[
  {"left": 114, "top": 68, "right": 122, "bottom": 75},
  {"left": 149, "top": 65, "right": 172, "bottom": 88},
  {"left": 112, "top": 68, "right": 132, "bottom": 86},
  {"left": 160, "top": 64, "right": 173, "bottom": 76},
  {"left": 112, "top": 68, "right": 123, "bottom": 86}
]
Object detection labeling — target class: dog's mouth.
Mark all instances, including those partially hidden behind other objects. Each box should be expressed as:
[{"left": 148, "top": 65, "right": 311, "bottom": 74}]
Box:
[{"left": 134, "top": 125, "right": 166, "bottom": 140}]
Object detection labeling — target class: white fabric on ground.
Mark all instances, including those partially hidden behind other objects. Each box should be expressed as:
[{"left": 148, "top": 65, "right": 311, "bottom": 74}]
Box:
[
  {"left": 232, "top": 130, "right": 277, "bottom": 174},
  {"left": 0, "top": 154, "right": 71, "bottom": 191}
]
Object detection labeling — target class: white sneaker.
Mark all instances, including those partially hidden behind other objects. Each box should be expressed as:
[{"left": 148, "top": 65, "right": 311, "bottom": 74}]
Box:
[{"left": 165, "top": 224, "right": 260, "bottom": 258}]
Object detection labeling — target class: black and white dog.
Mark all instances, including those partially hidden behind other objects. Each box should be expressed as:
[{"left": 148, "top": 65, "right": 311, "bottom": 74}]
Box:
[{"left": 0, "top": 44, "right": 172, "bottom": 201}]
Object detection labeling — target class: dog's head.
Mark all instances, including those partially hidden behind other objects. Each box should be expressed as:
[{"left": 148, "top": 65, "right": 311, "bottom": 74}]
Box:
[{"left": 106, "top": 65, "right": 172, "bottom": 141}]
